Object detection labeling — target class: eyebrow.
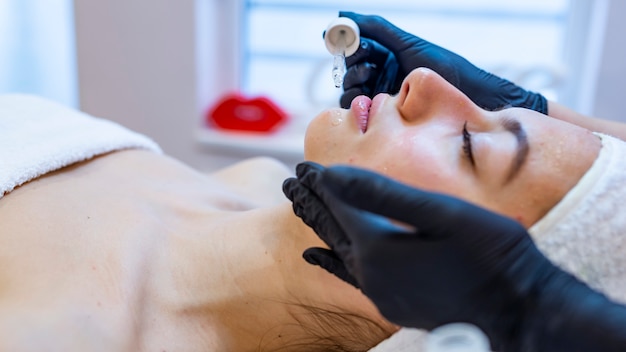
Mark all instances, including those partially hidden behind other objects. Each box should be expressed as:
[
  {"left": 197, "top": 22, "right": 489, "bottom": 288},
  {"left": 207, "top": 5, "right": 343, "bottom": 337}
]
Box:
[{"left": 501, "top": 117, "right": 529, "bottom": 184}]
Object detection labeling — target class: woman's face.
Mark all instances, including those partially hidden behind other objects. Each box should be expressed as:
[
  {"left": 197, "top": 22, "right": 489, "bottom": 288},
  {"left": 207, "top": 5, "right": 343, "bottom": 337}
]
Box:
[{"left": 305, "top": 68, "right": 601, "bottom": 227}]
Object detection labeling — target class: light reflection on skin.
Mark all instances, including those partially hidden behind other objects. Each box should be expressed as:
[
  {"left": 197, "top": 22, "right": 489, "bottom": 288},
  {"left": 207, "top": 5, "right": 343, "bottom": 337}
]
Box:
[{"left": 304, "top": 67, "right": 601, "bottom": 228}]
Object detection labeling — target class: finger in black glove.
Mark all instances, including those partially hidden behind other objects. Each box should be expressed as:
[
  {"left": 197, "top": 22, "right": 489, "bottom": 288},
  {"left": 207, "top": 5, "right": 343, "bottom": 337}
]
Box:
[
  {"left": 337, "top": 11, "right": 547, "bottom": 114},
  {"left": 283, "top": 164, "right": 358, "bottom": 287}
]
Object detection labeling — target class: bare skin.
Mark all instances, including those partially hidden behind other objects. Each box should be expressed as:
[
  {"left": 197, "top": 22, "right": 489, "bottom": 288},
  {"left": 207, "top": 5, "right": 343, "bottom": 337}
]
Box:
[{"left": 0, "top": 151, "right": 395, "bottom": 351}]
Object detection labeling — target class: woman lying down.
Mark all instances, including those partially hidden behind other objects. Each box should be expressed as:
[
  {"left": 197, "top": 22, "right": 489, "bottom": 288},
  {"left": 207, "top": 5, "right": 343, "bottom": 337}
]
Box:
[
  {"left": 1, "top": 66, "right": 626, "bottom": 351},
  {"left": 0, "top": 94, "right": 394, "bottom": 352}
]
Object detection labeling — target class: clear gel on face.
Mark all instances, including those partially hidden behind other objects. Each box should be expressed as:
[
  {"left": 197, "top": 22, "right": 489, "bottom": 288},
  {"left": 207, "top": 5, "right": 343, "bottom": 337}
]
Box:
[
  {"left": 332, "top": 30, "right": 347, "bottom": 88},
  {"left": 330, "top": 109, "right": 343, "bottom": 126}
]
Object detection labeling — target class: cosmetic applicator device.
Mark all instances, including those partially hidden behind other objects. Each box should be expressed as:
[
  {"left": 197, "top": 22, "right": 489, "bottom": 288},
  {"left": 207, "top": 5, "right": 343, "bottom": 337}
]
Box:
[{"left": 324, "top": 17, "right": 360, "bottom": 88}]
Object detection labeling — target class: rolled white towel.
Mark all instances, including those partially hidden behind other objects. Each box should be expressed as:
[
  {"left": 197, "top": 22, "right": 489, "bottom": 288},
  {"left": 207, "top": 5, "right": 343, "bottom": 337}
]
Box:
[{"left": 529, "top": 132, "right": 626, "bottom": 304}]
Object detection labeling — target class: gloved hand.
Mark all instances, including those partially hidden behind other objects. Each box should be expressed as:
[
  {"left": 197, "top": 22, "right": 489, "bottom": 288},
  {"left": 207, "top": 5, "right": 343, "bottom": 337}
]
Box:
[
  {"left": 338, "top": 11, "right": 547, "bottom": 115},
  {"left": 283, "top": 162, "right": 626, "bottom": 352}
]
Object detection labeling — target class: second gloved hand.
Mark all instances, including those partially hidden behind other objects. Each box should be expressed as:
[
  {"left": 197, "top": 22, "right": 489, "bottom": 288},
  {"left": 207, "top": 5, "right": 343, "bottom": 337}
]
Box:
[
  {"left": 338, "top": 11, "right": 547, "bottom": 115},
  {"left": 283, "top": 162, "right": 626, "bottom": 351},
  {"left": 283, "top": 161, "right": 543, "bottom": 349}
]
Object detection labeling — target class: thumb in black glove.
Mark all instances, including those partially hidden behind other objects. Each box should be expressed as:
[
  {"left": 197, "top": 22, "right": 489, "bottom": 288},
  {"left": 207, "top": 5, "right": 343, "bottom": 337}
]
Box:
[
  {"left": 283, "top": 161, "right": 626, "bottom": 352},
  {"left": 338, "top": 11, "right": 547, "bottom": 115}
]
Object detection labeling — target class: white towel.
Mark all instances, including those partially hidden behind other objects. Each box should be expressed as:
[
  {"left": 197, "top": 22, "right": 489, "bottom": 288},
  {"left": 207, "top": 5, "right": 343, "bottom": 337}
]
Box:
[
  {"left": 370, "top": 132, "right": 626, "bottom": 351},
  {"left": 0, "top": 94, "right": 162, "bottom": 198},
  {"left": 368, "top": 327, "right": 427, "bottom": 351},
  {"left": 529, "top": 132, "right": 626, "bottom": 303}
]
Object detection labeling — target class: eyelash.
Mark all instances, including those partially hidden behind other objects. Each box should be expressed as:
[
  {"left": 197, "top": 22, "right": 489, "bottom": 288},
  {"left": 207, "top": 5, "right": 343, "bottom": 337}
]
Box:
[{"left": 462, "top": 121, "right": 475, "bottom": 166}]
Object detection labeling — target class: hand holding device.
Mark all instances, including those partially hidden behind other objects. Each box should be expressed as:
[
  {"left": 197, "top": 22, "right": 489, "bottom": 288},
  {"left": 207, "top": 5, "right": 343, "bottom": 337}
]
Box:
[{"left": 338, "top": 12, "right": 547, "bottom": 115}]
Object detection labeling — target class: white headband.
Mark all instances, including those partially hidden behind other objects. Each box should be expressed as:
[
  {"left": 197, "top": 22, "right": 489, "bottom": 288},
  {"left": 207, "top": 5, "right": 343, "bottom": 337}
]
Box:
[{"left": 529, "top": 132, "right": 626, "bottom": 303}]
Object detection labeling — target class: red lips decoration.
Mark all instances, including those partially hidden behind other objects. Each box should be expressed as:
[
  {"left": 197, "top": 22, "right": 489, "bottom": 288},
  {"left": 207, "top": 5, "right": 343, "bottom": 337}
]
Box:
[{"left": 206, "top": 93, "right": 289, "bottom": 133}]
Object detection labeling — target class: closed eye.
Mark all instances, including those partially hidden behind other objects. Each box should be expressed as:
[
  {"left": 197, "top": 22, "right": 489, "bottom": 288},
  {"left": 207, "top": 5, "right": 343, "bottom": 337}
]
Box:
[{"left": 462, "top": 121, "right": 475, "bottom": 166}]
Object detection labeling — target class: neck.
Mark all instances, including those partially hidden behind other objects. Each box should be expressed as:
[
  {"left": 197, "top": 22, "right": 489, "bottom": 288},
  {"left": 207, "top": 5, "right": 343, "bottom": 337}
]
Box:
[{"left": 146, "top": 202, "right": 394, "bottom": 351}]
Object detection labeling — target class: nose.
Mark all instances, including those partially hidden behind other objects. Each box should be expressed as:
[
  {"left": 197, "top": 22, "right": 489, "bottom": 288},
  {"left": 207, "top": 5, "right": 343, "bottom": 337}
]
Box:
[{"left": 396, "top": 67, "right": 477, "bottom": 124}]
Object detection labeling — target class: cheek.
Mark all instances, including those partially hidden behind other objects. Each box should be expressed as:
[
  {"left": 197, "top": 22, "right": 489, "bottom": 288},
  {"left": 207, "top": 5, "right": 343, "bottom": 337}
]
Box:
[
  {"left": 303, "top": 111, "right": 343, "bottom": 163},
  {"left": 305, "top": 122, "right": 468, "bottom": 199},
  {"left": 349, "top": 134, "right": 451, "bottom": 191}
]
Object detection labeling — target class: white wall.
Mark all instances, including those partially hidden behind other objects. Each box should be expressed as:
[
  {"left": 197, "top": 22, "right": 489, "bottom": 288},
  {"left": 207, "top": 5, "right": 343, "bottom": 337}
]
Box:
[
  {"left": 590, "top": 0, "right": 626, "bottom": 122},
  {"left": 74, "top": 0, "right": 251, "bottom": 172}
]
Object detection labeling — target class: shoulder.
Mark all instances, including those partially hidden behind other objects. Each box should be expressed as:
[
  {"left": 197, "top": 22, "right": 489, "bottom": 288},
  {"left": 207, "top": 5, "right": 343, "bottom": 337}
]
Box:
[
  {"left": 208, "top": 156, "right": 293, "bottom": 183},
  {"left": 210, "top": 156, "right": 293, "bottom": 177},
  {"left": 208, "top": 157, "right": 294, "bottom": 206}
]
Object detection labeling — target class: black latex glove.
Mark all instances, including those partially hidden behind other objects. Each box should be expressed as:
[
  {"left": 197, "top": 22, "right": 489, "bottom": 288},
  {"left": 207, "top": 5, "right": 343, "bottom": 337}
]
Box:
[
  {"left": 337, "top": 11, "right": 547, "bottom": 115},
  {"left": 283, "top": 162, "right": 626, "bottom": 351}
]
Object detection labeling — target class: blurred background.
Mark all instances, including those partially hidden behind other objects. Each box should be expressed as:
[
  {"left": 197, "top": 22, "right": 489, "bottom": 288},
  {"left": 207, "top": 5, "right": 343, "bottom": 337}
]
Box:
[{"left": 0, "top": 0, "right": 623, "bottom": 171}]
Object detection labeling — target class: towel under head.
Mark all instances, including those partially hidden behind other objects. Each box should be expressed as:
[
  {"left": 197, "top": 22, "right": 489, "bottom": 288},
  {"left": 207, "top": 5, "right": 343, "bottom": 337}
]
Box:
[
  {"left": 528, "top": 132, "right": 626, "bottom": 303},
  {"left": 0, "top": 94, "right": 162, "bottom": 199}
]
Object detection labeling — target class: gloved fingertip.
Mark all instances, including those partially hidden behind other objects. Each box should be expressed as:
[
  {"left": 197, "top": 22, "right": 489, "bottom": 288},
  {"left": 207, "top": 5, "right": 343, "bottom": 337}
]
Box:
[
  {"left": 338, "top": 11, "right": 357, "bottom": 19},
  {"left": 295, "top": 161, "right": 324, "bottom": 179},
  {"left": 282, "top": 177, "right": 297, "bottom": 198},
  {"left": 302, "top": 250, "right": 321, "bottom": 266},
  {"left": 340, "top": 87, "right": 368, "bottom": 109},
  {"left": 295, "top": 162, "right": 309, "bottom": 177},
  {"left": 339, "top": 95, "right": 353, "bottom": 110},
  {"left": 339, "top": 97, "right": 351, "bottom": 110}
]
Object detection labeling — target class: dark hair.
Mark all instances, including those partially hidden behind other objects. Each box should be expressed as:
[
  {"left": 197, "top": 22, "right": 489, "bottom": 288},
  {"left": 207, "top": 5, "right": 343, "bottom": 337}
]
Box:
[{"left": 259, "top": 301, "right": 396, "bottom": 352}]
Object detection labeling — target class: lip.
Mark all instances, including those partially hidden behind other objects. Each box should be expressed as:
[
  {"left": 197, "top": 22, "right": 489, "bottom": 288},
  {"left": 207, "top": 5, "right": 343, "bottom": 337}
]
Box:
[
  {"left": 349, "top": 94, "right": 389, "bottom": 133},
  {"left": 350, "top": 95, "right": 371, "bottom": 133}
]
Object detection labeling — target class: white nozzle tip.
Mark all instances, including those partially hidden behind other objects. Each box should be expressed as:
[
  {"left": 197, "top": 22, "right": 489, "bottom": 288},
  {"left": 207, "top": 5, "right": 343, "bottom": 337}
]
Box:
[{"left": 324, "top": 17, "right": 360, "bottom": 57}]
